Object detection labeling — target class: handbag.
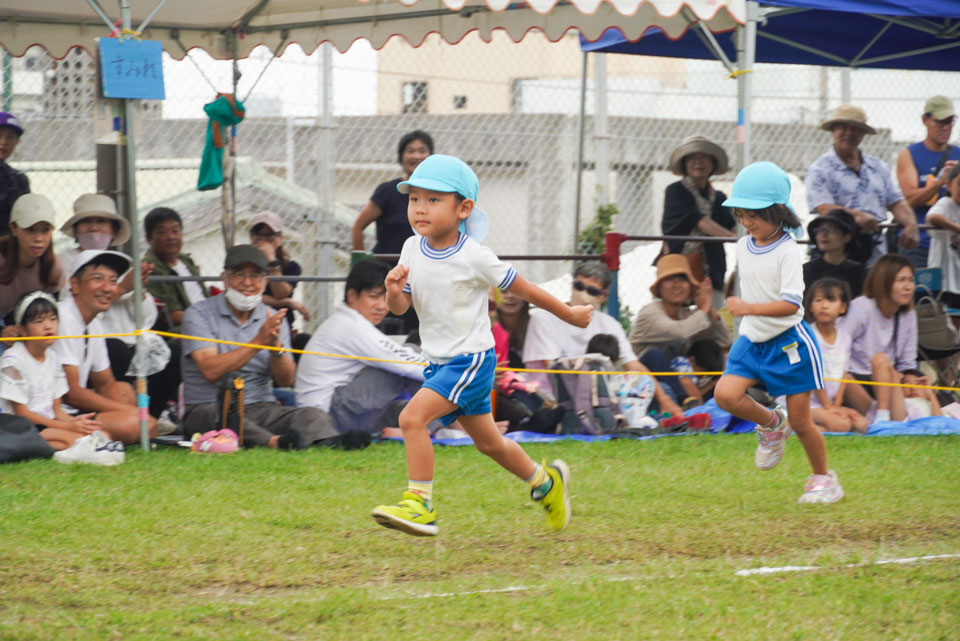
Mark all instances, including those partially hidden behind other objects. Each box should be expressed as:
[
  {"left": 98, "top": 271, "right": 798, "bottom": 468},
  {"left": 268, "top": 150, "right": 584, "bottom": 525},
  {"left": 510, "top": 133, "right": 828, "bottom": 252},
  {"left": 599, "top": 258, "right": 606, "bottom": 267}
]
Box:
[
  {"left": 0, "top": 414, "right": 55, "bottom": 463},
  {"left": 915, "top": 288, "right": 959, "bottom": 351}
]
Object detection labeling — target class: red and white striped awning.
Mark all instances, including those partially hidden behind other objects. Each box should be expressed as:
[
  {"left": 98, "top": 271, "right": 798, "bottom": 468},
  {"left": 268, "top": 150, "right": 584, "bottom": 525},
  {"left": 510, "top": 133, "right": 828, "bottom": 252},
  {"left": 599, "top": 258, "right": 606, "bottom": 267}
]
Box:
[{"left": 0, "top": 0, "right": 744, "bottom": 58}]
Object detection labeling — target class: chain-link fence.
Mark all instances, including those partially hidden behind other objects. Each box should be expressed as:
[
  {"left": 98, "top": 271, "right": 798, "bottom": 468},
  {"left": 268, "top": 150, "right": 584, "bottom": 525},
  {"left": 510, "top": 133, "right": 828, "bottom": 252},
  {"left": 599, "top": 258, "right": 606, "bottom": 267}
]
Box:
[{"left": 5, "top": 31, "right": 960, "bottom": 332}]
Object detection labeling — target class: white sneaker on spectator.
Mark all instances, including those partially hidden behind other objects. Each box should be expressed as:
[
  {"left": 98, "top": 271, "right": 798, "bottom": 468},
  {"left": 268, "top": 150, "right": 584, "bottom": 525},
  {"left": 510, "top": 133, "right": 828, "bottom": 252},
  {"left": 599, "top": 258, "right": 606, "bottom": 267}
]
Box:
[
  {"left": 155, "top": 409, "right": 178, "bottom": 436},
  {"left": 754, "top": 406, "right": 790, "bottom": 470},
  {"left": 54, "top": 431, "right": 124, "bottom": 466},
  {"left": 798, "top": 470, "right": 844, "bottom": 504}
]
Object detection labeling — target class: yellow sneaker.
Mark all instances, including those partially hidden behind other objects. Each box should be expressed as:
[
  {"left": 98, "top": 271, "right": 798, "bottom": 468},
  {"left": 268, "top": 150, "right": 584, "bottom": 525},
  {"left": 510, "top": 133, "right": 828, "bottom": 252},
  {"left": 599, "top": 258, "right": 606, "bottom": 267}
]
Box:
[
  {"left": 371, "top": 491, "right": 438, "bottom": 536},
  {"left": 533, "top": 459, "right": 570, "bottom": 531}
]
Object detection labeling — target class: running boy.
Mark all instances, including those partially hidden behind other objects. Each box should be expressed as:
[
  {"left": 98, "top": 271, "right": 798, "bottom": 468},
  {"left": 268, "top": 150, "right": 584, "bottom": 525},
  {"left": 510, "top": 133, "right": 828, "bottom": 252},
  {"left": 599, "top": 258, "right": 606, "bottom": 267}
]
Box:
[
  {"left": 714, "top": 162, "right": 843, "bottom": 504},
  {"left": 371, "top": 154, "right": 592, "bottom": 536}
]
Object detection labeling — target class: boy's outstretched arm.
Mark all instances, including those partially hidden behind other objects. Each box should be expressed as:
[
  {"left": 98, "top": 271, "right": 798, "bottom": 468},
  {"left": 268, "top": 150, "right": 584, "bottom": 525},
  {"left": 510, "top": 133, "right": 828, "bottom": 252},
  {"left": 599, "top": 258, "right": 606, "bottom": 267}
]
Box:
[
  {"left": 385, "top": 264, "right": 412, "bottom": 315},
  {"left": 507, "top": 275, "right": 591, "bottom": 328}
]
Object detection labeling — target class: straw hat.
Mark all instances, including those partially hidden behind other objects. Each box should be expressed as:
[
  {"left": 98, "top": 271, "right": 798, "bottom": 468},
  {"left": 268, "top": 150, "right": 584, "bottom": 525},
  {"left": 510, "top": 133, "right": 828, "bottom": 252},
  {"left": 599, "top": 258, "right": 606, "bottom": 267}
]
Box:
[
  {"left": 60, "top": 194, "right": 131, "bottom": 246},
  {"left": 820, "top": 104, "right": 876, "bottom": 134},
  {"left": 668, "top": 135, "right": 729, "bottom": 176},
  {"left": 650, "top": 254, "right": 699, "bottom": 298}
]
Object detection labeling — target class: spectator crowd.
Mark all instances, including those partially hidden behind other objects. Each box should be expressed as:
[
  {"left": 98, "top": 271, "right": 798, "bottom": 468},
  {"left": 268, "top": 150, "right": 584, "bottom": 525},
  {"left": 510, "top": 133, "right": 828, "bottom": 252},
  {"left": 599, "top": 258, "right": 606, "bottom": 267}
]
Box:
[{"left": 1, "top": 99, "right": 958, "bottom": 465}]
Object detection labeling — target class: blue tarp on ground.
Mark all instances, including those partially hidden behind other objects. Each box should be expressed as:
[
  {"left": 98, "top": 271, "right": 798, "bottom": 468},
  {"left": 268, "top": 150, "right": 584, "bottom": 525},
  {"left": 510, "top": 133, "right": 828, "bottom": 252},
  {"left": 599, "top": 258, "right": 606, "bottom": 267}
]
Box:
[
  {"left": 581, "top": 1, "right": 960, "bottom": 71},
  {"left": 410, "top": 399, "right": 960, "bottom": 446}
]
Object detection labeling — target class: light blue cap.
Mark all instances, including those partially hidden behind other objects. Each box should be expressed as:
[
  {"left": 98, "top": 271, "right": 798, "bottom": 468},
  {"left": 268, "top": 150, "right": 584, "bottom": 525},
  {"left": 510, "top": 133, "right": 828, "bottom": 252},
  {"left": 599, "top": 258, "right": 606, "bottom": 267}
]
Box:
[
  {"left": 397, "top": 154, "right": 488, "bottom": 241},
  {"left": 722, "top": 161, "right": 796, "bottom": 214}
]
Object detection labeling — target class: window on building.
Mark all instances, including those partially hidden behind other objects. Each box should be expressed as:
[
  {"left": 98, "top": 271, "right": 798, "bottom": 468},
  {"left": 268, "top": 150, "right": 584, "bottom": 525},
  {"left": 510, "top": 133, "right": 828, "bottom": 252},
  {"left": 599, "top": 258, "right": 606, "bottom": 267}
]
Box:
[
  {"left": 403, "top": 81, "right": 428, "bottom": 113},
  {"left": 453, "top": 95, "right": 467, "bottom": 110}
]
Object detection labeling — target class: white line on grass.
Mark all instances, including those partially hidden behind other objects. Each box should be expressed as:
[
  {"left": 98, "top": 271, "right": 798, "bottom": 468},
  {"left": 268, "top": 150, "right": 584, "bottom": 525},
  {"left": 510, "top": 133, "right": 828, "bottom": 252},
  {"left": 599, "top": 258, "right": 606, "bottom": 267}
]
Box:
[
  {"left": 735, "top": 553, "right": 960, "bottom": 576},
  {"left": 379, "top": 554, "right": 960, "bottom": 600}
]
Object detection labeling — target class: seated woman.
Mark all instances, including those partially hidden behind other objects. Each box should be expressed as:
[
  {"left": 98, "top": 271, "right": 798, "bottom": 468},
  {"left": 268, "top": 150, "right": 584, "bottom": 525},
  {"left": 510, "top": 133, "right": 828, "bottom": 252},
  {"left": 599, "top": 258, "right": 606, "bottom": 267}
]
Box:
[
  {"left": 839, "top": 254, "right": 918, "bottom": 423},
  {"left": 0, "top": 194, "right": 64, "bottom": 332},
  {"left": 661, "top": 135, "right": 736, "bottom": 309},
  {"left": 247, "top": 211, "right": 309, "bottom": 335},
  {"left": 629, "top": 254, "right": 731, "bottom": 407}
]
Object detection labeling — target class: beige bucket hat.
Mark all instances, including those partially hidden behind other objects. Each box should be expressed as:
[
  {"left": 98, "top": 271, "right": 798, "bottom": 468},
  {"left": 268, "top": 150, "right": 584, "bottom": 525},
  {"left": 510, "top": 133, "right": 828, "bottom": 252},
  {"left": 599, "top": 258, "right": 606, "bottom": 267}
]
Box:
[
  {"left": 668, "top": 135, "right": 729, "bottom": 176},
  {"left": 60, "top": 193, "right": 131, "bottom": 246},
  {"left": 820, "top": 104, "right": 876, "bottom": 135}
]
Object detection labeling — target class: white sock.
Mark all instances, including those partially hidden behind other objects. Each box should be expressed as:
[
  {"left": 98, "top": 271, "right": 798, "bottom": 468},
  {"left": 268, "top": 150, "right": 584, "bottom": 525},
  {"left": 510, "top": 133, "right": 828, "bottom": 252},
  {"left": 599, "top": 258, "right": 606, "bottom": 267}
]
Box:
[{"left": 875, "top": 409, "right": 891, "bottom": 423}]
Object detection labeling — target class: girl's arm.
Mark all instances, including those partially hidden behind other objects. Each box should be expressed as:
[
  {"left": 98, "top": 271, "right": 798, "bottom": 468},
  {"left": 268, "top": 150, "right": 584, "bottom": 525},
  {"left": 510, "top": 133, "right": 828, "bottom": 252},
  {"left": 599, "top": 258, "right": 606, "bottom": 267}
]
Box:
[
  {"left": 833, "top": 377, "right": 849, "bottom": 407},
  {"left": 926, "top": 213, "right": 960, "bottom": 234},
  {"left": 507, "top": 275, "right": 591, "bottom": 328},
  {"left": 815, "top": 387, "right": 833, "bottom": 409},
  {"left": 726, "top": 298, "right": 798, "bottom": 318},
  {"left": 9, "top": 400, "right": 75, "bottom": 432}
]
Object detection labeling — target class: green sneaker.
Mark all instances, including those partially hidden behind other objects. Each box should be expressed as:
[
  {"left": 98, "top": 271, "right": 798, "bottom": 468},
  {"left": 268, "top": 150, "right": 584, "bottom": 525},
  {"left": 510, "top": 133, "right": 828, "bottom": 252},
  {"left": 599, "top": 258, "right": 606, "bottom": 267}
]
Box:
[
  {"left": 371, "top": 491, "right": 438, "bottom": 537},
  {"left": 533, "top": 459, "right": 570, "bottom": 531}
]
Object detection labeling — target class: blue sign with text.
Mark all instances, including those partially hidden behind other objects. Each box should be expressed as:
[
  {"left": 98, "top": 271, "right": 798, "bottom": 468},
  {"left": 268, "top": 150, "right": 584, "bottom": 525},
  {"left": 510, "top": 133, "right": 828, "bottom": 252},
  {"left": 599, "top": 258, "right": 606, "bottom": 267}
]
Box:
[{"left": 98, "top": 38, "right": 165, "bottom": 100}]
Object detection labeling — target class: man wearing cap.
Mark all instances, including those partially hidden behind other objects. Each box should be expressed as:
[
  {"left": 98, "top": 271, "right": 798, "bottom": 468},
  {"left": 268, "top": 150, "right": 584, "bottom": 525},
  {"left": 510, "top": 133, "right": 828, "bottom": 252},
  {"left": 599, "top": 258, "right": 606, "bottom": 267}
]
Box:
[
  {"left": 0, "top": 112, "right": 30, "bottom": 238},
  {"left": 895, "top": 95, "right": 960, "bottom": 268},
  {"left": 180, "top": 245, "right": 341, "bottom": 449},
  {"left": 805, "top": 104, "right": 917, "bottom": 264},
  {"left": 53, "top": 249, "right": 157, "bottom": 444}
]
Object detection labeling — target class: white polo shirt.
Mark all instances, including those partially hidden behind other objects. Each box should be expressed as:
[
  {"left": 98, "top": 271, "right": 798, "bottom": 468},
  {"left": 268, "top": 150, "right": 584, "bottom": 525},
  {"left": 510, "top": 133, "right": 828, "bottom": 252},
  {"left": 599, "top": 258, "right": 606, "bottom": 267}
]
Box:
[
  {"left": 295, "top": 304, "right": 425, "bottom": 411},
  {"left": 51, "top": 296, "right": 111, "bottom": 412}
]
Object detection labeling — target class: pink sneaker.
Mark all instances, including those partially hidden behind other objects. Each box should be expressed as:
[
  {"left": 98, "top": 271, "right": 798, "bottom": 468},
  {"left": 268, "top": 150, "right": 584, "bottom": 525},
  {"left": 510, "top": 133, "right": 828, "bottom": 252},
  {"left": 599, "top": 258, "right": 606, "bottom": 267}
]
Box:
[
  {"left": 798, "top": 470, "right": 844, "bottom": 504},
  {"left": 755, "top": 407, "right": 791, "bottom": 470},
  {"left": 190, "top": 429, "right": 240, "bottom": 454}
]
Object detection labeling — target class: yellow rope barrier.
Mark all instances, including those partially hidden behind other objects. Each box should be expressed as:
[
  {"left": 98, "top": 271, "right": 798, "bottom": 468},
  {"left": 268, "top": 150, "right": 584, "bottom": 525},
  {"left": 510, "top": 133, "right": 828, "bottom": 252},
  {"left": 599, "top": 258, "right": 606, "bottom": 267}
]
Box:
[{"left": 1, "top": 329, "right": 956, "bottom": 393}]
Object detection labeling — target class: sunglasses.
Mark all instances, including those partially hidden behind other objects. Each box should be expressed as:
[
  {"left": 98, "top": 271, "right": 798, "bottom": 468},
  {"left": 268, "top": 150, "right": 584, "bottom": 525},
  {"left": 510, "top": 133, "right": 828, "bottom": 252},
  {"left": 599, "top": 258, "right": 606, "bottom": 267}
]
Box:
[{"left": 573, "top": 280, "right": 604, "bottom": 297}]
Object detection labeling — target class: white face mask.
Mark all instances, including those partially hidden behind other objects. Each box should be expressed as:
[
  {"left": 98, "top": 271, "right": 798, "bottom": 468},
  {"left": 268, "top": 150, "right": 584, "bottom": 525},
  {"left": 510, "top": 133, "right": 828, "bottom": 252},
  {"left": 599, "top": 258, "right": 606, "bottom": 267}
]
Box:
[
  {"left": 225, "top": 287, "right": 262, "bottom": 311},
  {"left": 570, "top": 288, "right": 603, "bottom": 310},
  {"left": 77, "top": 232, "right": 113, "bottom": 251}
]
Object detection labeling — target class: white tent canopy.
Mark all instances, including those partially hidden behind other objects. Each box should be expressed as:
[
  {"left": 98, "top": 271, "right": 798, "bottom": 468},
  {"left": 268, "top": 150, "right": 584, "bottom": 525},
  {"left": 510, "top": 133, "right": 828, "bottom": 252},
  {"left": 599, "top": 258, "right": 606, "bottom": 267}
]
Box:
[{"left": 0, "top": 0, "right": 743, "bottom": 57}]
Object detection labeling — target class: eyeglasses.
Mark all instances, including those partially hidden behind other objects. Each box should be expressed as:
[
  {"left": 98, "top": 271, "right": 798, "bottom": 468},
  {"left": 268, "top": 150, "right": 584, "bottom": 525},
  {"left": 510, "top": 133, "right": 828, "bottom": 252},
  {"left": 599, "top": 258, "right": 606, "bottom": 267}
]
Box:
[
  {"left": 930, "top": 116, "right": 956, "bottom": 128},
  {"left": 83, "top": 273, "right": 119, "bottom": 286},
  {"left": 573, "top": 280, "right": 604, "bottom": 297},
  {"left": 228, "top": 270, "right": 266, "bottom": 283},
  {"left": 250, "top": 230, "right": 280, "bottom": 240}
]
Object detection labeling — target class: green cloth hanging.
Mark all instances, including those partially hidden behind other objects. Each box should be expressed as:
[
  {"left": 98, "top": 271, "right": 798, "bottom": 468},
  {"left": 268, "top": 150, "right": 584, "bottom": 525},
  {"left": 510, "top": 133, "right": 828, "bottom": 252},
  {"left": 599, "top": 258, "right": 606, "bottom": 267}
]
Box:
[{"left": 198, "top": 93, "right": 246, "bottom": 191}]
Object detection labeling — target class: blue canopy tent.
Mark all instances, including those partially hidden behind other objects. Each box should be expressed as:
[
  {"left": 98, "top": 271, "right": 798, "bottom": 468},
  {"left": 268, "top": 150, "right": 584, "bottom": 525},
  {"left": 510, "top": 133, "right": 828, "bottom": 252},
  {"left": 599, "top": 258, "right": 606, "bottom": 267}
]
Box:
[{"left": 579, "top": 0, "right": 960, "bottom": 172}]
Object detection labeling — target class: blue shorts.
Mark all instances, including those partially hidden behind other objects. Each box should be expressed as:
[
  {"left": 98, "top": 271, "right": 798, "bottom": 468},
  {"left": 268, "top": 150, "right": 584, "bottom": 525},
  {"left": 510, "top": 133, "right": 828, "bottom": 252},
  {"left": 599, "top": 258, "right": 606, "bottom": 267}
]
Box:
[
  {"left": 723, "top": 321, "right": 823, "bottom": 398},
  {"left": 422, "top": 348, "right": 496, "bottom": 426}
]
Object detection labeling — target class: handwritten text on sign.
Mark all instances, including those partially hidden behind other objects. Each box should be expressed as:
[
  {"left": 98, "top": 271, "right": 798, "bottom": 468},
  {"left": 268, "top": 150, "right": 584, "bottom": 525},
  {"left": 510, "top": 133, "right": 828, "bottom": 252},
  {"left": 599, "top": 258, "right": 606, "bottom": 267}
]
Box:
[{"left": 98, "top": 38, "right": 165, "bottom": 100}]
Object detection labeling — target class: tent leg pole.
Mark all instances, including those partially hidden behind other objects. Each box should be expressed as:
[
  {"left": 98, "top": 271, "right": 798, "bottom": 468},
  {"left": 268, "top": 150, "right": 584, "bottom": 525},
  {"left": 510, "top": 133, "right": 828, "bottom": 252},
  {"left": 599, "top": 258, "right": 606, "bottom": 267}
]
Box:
[
  {"left": 594, "top": 52, "right": 608, "bottom": 208},
  {"left": 736, "top": 1, "right": 758, "bottom": 171},
  {"left": 841, "top": 67, "right": 851, "bottom": 103},
  {"left": 573, "top": 50, "right": 588, "bottom": 250},
  {"left": 120, "top": 0, "right": 150, "bottom": 453}
]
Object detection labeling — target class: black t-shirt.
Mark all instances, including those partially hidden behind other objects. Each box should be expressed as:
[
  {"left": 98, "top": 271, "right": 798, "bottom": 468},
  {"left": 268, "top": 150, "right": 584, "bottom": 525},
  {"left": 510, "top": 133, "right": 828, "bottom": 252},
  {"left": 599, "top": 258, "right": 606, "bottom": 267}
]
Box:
[
  {"left": 802, "top": 258, "right": 867, "bottom": 299},
  {"left": 370, "top": 178, "right": 414, "bottom": 254},
  {"left": 0, "top": 161, "right": 30, "bottom": 237},
  {"left": 661, "top": 181, "right": 735, "bottom": 291},
  {"left": 267, "top": 259, "right": 302, "bottom": 327}
]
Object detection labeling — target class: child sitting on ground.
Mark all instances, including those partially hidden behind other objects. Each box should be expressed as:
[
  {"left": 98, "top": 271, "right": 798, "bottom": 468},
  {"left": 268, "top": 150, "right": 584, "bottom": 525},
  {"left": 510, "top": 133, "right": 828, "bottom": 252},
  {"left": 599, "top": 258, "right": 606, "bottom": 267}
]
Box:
[
  {"left": 866, "top": 368, "right": 943, "bottom": 423},
  {"left": 0, "top": 292, "right": 124, "bottom": 465},
  {"left": 803, "top": 278, "right": 868, "bottom": 433}
]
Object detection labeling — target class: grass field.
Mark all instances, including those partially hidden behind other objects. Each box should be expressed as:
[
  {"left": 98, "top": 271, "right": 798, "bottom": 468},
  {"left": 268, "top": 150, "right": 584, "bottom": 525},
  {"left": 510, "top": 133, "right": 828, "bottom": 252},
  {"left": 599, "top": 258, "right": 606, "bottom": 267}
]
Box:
[{"left": 1, "top": 433, "right": 958, "bottom": 640}]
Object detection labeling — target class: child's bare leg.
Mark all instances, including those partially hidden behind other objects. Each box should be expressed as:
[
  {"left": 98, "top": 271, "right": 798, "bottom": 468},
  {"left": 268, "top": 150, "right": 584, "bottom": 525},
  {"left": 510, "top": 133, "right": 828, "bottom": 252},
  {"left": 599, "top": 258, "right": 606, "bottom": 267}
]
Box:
[
  {"left": 810, "top": 408, "right": 852, "bottom": 433},
  {"left": 786, "top": 392, "right": 827, "bottom": 475},
  {"left": 40, "top": 428, "right": 83, "bottom": 450},
  {"left": 397, "top": 388, "right": 457, "bottom": 481},
  {"left": 457, "top": 413, "right": 536, "bottom": 480},
  {"left": 841, "top": 408, "right": 869, "bottom": 433},
  {"left": 714, "top": 374, "right": 771, "bottom": 425},
  {"left": 97, "top": 410, "right": 156, "bottom": 444},
  {"left": 872, "top": 353, "right": 894, "bottom": 413},
  {"left": 843, "top": 381, "right": 874, "bottom": 414}
]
